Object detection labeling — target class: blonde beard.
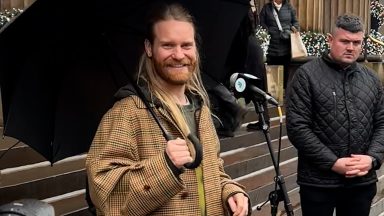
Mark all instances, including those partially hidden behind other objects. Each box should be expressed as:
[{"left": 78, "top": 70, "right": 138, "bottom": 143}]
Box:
[{"left": 154, "top": 61, "right": 196, "bottom": 85}]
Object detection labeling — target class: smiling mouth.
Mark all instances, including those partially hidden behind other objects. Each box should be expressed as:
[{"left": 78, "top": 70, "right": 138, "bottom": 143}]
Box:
[
  {"left": 166, "top": 62, "right": 190, "bottom": 68},
  {"left": 171, "top": 64, "right": 186, "bottom": 67}
]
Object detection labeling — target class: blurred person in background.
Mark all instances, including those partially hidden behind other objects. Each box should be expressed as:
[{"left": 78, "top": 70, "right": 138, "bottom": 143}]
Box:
[{"left": 259, "top": 0, "right": 299, "bottom": 90}]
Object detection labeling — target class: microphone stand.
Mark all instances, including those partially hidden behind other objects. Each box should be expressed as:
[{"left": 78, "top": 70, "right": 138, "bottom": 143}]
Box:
[{"left": 252, "top": 99, "right": 294, "bottom": 216}]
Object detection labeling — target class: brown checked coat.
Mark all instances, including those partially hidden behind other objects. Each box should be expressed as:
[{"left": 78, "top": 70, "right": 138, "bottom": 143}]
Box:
[{"left": 86, "top": 94, "right": 248, "bottom": 216}]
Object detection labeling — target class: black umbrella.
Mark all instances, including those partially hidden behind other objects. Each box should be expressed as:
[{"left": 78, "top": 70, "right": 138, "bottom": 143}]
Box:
[
  {"left": 0, "top": 0, "right": 144, "bottom": 163},
  {"left": 0, "top": 0, "right": 250, "bottom": 163}
]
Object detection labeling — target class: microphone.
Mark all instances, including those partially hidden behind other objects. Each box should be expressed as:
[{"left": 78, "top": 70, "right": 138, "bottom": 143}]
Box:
[{"left": 230, "top": 73, "right": 279, "bottom": 106}]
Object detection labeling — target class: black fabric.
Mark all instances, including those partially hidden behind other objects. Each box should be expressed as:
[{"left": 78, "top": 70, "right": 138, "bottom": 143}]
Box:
[
  {"left": 199, "top": 4, "right": 251, "bottom": 137},
  {"left": 299, "top": 184, "right": 376, "bottom": 216},
  {"left": 371, "top": 13, "right": 381, "bottom": 31},
  {"left": 242, "top": 35, "right": 267, "bottom": 91},
  {"left": 279, "top": 29, "right": 291, "bottom": 40},
  {"left": 240, "top": 34, "right": 270, "bottom": 126},
  {"left": 203, "top": 73, "right": 247, "bottom": 137},
  {"left": 189, "top": 0, "right": 250, "bottom": 83},
  {"left": 223, "top": 9, "right": 253, "bottom": 84},
  {"left": 286, "top": 54, "right": 384, "bottom": 187},
  {"left": 85, "top": 178, "right": 97, "bottom": 215}
]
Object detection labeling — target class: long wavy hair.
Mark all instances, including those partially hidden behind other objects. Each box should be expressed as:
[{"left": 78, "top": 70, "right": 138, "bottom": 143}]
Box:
[{"left": 137, "top": 2, "right": 210, "bottom": 137}]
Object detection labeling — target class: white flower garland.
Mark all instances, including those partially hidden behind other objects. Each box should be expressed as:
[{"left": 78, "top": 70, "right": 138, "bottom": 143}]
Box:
[
  {"left": 371, "top": 0, "right": 384, "bottom": 27},
  {"left": 0, "top": 8, "right": 23, "bottom": 30}
]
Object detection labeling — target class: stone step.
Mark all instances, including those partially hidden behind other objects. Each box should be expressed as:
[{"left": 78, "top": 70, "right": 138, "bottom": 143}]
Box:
[
  {"left": 220, "top": 117, "right": 287, "bottom": 153},
  {"left": 235, "top": 157, "right": 298, "bottom": 195},
  {"left": 373, "top": 196, "right": 384, "bottom": 216},
  {"left": 0, "top": 127, "right": 47, "bottom": 169},
  {"left": 43, "top": 189, "right": 89, "bottom": 216},
  {"left": 0, "top": 155, "right": 86, "bottom": 204},
  {"left": 221, "top": 136, "right": 291, "bottom": 166},
  {"left": 0, "top": 170, "right": 87, "bottom": 207},
  {"left": 0, "top": 144, "right": 47, "bottom": 169},
  {"left": 223, "top": 139, "right": 296, "bottom": 179},
  {"left": 243, "top": 104, "right": 284, "bottom": 124},
  {"left": 248, "top": 170, "right": 298, "bottom": 209}
]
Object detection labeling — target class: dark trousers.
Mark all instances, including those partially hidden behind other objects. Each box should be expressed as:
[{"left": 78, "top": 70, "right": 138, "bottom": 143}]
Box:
[
  {"left": 299, "top": 184, "right": 377, "bottom": 216},
  {"left": 266, "top": 54, "right": 291, "bottom": 89}
]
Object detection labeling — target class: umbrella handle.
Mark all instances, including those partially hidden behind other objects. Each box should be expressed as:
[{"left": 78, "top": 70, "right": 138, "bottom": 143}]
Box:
[{"left": 183, "top": 134, "right": 203, "bottom": 169}]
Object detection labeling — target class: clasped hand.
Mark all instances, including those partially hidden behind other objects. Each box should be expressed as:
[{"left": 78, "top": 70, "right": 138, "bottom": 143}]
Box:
[{"left": 331, "top": 154, "right": 373, "bottom": 178}]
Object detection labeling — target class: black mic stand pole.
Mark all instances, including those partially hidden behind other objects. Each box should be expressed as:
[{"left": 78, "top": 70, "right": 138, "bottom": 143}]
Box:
[{"left": 252, "top": 99, "right": 294, "bottom": 216}]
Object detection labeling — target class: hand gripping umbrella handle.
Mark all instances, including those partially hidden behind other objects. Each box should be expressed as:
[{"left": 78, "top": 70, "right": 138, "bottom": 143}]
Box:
[
  {"left": 141, "top": 108, "right": 202, "bottom": 170},
  {"left": 183, "top": 134, "right": 203, "bottom": 169}
]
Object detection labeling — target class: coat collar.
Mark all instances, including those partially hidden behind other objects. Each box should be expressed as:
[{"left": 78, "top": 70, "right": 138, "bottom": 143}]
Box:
[
  {"left": 114, "top": 80, "right": 202, "bottom": 109},
  {"left": 322, "top": 53, "right": 358, "bottom": 73}
]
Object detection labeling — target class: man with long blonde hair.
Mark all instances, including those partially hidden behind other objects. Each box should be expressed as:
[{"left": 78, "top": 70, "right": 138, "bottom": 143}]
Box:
[{"left": 86, "top": 2, "right": 251, "bottom": 216}]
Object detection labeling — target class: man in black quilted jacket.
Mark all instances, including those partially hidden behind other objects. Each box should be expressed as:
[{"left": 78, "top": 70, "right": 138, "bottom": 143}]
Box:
[{"left": 286, "top": 14, "right": 384, "bottom": 216}]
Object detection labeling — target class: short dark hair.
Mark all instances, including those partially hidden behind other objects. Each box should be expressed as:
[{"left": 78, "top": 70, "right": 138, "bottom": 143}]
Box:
[{"left": 335, "top": 14, "right": 364, "bottom": 33}]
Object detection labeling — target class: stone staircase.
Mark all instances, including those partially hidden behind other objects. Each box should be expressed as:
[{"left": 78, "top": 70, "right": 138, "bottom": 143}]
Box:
[
  {"left": 0, "top": 133, "right": 88, "bottom": 215},
  {"left": 1, "top": 104, "right": 384, "bottom": 215}
]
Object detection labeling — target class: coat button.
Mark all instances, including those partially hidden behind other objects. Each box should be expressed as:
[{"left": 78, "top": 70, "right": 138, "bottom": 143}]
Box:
[
  {"left": 144, "top": 185, "right": 150, "bottom": 191},
  {"left": 180, "top": 191, "right": 189, "bottom": 199}
]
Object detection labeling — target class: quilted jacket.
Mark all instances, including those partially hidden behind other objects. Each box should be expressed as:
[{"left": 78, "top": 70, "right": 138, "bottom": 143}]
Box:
[
  {"left": 86, "top": 85, "right": 250, "bottom": 216},
  {"left": 286, "top": 55, "right": 384, "bottom": 187}
]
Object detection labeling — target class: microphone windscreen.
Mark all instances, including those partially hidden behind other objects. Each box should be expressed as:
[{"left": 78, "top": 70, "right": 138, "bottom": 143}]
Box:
[{"left": 229, "top": 73, "right": 239, "bottom": 89}]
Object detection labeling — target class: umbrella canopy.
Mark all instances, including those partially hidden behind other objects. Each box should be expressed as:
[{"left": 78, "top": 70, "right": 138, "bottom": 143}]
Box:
[
  {"left": 0, "top": 0, "right": 250, "bottom": 163},
  {"left": 0, "top": 0, "right": 140, "bottom": 163},
  {"left": 185, "top": 0, "right": 250, "bottom": 83}
]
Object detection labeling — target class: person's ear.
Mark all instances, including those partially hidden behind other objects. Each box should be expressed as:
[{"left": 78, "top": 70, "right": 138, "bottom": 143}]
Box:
[
  {"left": 327, "top": 33, "right": 333, "bottom": 44},
  {"left": 144, "top": 39, "right": 152, "bottom": 57}
]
